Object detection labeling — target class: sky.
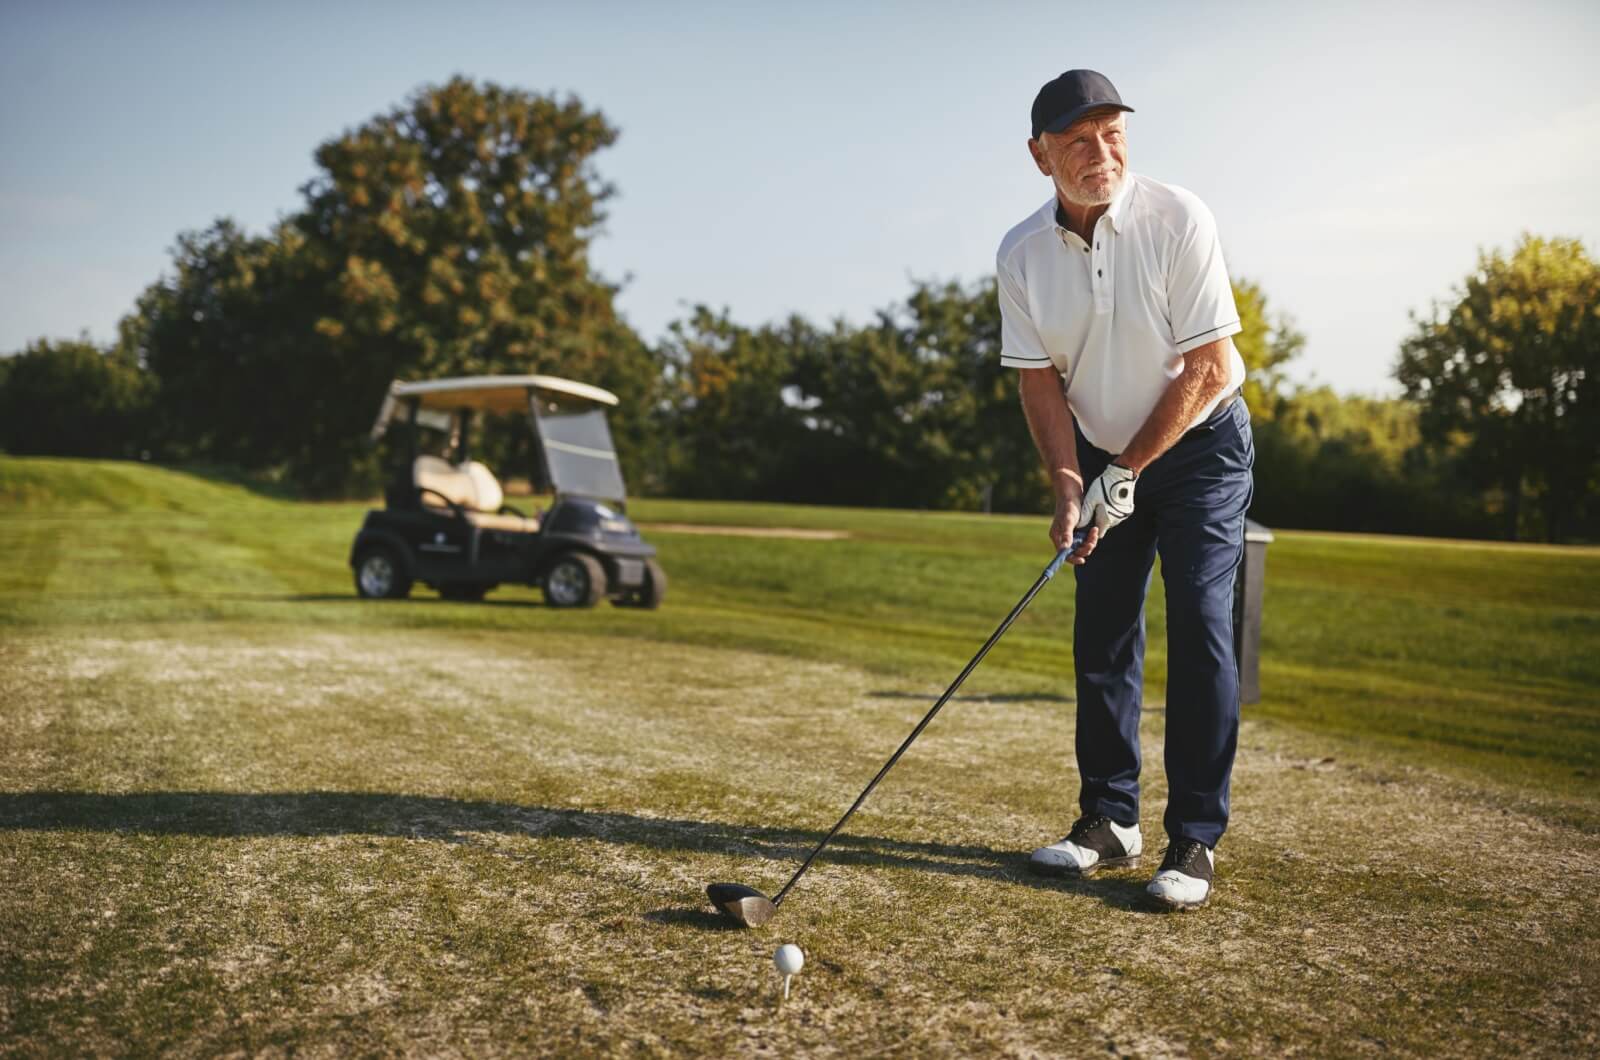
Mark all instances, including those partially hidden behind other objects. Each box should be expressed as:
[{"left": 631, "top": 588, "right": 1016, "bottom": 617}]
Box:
[{"left": 2, "top": 0, "right": 1597, "bottom": 396}]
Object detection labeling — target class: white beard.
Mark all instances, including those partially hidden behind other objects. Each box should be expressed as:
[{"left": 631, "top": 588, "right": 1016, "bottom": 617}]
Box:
[{"left": 1059, "top": 169, "right": 1124, "bottom": 208}]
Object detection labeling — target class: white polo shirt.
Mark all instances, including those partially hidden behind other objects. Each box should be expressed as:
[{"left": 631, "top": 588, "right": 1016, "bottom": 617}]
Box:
[{"left": 997, "top": 173, "right": 1246, "bottom": 454}]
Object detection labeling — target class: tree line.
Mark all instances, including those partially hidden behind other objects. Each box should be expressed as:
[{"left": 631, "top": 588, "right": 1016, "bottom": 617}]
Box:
[{"left": 2, "top": 78, "right": 1595, "bottom": 542}]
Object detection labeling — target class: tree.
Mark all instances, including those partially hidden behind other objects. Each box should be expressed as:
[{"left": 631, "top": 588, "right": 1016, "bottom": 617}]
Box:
[
  {"left": 0, "top": 338, "right": 154, "bottom": 458},
  {"left": 290, "top": 76, "right": 656, "bottom": 492},
  {"left": 1231, "top": 278, "right": 1305, "bottom": 419},
  {"left": 657, "top": 307, "right": 808, "bottom": 500},
  {"left": 802, "top": 278, "right": 1046, "bottom": 512},
  {"left": 125, "top": 220, "right": 332, "bottom": 474},
  {"left": 1397, "top": 236, "right": 1600, "bottom": 541},
  {"left": 122, "top": 77, "right": 655, "bottom": 494},
  {"left": 787, "top": 302, "right": 956, "bottom": 509},
  {"left": 661, "top": 280, "right": 1041, "bottom": 511},
  {"left": 294, "top": 76, "right": 650, "bottom": 389},
  {"left": 1247, "top": 386, "right": 1486, "bottom": 537},
  {"left": 654, "top": 274, "right": 1311, "bottom": 513},
  {"left": 897, "top": 279, "right": 1035, "bottom": 511}
]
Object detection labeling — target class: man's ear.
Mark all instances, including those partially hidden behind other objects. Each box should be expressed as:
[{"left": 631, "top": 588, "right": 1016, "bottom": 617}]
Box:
[{"left": 1028, "top": 137, "right": 1051, "bottom": 176}]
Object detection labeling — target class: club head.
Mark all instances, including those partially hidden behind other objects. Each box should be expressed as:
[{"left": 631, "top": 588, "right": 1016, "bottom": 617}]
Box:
[{"left": 706, "top": 882, "right": 777, "bottom": 928}]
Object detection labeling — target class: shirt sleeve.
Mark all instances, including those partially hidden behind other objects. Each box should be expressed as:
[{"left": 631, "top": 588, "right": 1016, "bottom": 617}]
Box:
[
  {"left": 1166, "top": 199, "right": 1242, "bottom": 354},
  {"left": 997, "top": 250, "right": 1055, "bottom": 370}
]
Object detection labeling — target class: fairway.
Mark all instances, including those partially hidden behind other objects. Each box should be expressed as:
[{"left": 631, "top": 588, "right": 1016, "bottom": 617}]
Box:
[{"left": 2, "top": 458, "right": 1598, "bottom": 1056}]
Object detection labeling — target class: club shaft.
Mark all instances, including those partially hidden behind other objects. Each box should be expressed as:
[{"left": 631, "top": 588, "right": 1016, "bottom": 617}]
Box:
[{"left": 771, "top": 545, "right": 1075, "bottom": 906}]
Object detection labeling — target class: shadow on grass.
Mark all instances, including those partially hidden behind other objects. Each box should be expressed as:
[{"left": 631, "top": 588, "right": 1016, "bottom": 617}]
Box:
[
  {"left": 868, "top": 690, "right": 1073, "bottom": 704},
  {"left": 282, "top": 595, "right": 553, "bottom": 609},
  {"left": 170, "top": 462, "right": 307, "bottom": 502},
  {"left": 642, "top": 908, "right": 748, "bottom": 932},
  {"left": 11, "top": 593, "right": 552, "bottom": 608},
  {"left": 0, "top": 790, "right": 1147, "bottom": 912}
]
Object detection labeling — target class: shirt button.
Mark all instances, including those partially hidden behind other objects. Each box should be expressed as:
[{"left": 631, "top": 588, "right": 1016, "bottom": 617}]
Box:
[{"left": 1097, "top": 269, "right": 1103, "bottom": 277}]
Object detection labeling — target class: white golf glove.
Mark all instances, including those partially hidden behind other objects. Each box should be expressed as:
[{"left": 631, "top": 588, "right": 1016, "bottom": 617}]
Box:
[{"left": 1076, "top": 463, "right": 1138, "bottom": 536}]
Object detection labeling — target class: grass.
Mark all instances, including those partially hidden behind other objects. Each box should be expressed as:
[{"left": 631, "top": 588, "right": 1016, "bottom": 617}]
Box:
[{"left": 1, "top": 456, "right": 1597, "bottom": 1056}]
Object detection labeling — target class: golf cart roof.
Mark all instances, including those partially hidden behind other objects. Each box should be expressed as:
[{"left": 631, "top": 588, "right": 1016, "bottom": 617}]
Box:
[{"left": 371, "top": 375, "right": 618, "bottom": 438}]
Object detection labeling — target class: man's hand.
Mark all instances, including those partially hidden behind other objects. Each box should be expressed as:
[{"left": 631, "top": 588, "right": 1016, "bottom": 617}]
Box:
[
  {"left": 1051, "top": 490, "right": 1099, "bottom": 565},
  {"left": 1050, "top": 492, "right": 1080, "bottom": 550},
  {"left": 1077, "top": 463, "right": 1138, "bottom": 538}
]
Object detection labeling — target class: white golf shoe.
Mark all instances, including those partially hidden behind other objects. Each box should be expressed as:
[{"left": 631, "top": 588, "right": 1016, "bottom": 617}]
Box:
[
  {"left": 1146, "top": 839, "right": 1214, "bottom": 910},
  {"left": 1029, "top": 814, "right": 1142, "bottom": 877}
]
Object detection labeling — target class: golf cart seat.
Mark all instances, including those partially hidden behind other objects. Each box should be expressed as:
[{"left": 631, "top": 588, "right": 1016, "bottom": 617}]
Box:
[{"left": 414, "top": 456, "right": 540, "bottom": 533}]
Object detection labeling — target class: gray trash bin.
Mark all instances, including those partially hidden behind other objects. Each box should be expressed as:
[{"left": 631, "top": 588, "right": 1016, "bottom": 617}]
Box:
[{"left": 1232, "top": 519, "right": 1273, "bottom": 705}]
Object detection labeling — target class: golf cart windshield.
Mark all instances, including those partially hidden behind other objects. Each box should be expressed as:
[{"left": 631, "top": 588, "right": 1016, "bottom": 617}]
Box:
[
  {"left": 532, "top": 401, "right": 628, "bottom": 502},
  {"left": 371, "top": 374, "right": 628, "bottom": 503}
]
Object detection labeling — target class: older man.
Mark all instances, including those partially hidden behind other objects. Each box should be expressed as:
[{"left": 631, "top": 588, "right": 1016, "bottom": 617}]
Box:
[{"left": 997, "top": 70, "right": 1253, "bottom": 910}]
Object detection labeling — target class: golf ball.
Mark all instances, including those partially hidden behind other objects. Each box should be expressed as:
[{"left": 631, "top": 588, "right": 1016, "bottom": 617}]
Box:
[{"left": 774, "top": 943, "right": 804, "bottom": 976}]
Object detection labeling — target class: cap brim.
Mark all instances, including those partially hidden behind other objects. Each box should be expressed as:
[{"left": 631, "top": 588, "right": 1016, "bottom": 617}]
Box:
[{"left": 1038, "top": 102, "right": 1134, "bottom": 137}]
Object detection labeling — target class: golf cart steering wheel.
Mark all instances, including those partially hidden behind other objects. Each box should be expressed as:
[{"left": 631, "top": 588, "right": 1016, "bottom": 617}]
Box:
[{"left": 416, "top": 486, "right": 465, "bottom": 517}]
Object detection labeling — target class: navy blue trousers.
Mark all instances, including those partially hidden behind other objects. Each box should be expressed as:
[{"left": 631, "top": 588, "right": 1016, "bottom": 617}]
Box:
[{"left": 1072, "top": 396, "right": 1254, "bottom": 848}]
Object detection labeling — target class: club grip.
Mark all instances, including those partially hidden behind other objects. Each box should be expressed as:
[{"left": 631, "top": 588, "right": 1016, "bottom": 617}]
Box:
[{"left": 1045, "top": 527, "right": 1090, "bottom": 579}]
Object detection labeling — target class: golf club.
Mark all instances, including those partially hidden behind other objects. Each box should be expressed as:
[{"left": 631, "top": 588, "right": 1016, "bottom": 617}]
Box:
[{"left": 706, "top": 528, "right": 1089, "bottom": 927}]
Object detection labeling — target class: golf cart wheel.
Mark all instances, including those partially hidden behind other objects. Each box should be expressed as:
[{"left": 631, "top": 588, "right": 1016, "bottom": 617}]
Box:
[
  {"left": 614, "top": 558, "right": 666, "bottom": 609},
  {"left": 354, "top": 546, "right": 412, "bottom": 600},
  {"left": 439, "top": 583, "right": 492, "bottom": 602},
  {"left": 542, "top": 553, "right": 606, "bottom": 608}
]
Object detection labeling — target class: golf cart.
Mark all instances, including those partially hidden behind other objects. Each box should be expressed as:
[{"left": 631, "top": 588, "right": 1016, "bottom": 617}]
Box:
[{"left": 348, "top": 374, "right": 664, "bottom": 608}]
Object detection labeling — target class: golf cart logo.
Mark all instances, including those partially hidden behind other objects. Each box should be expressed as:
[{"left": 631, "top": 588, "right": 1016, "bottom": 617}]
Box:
[{"left": 419, "top": 530, "right": 460, "bottom": 554}]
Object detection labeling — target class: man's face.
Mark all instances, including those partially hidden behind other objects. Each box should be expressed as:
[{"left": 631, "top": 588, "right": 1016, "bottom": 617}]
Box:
[{"left": 1029, "top": 111, "right": 1128, "bottom": 208}]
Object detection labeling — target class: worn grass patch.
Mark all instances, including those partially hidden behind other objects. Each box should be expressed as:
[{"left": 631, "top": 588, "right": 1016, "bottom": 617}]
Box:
[{"left": 2, "top": 627, "right": 1597, "bottom": 1057}]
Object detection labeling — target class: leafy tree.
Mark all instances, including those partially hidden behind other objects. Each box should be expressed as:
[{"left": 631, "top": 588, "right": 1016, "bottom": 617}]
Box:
[
  {"left": 122, "top": 77, "right": 655, "bottom": 494},
  {"left": 656, "top": 275, "right": 1312, "bottom": 513},
  {"left": 124, "top": 220, "right": 337, "bottom": 476},
  {"left": 1248, "top": 386, "right": 1486, "bottom": 536},
  {"left": 898, "top": 279, "right": 1034, "bottom": 511},
  {"left": 1397, "top": 235, "right": 1600, "bottom": 541},
  {"left": 662, "top": 280, "right": 1036, "bottom": 511},
  {"left": 795, "top": 279, "right": 1045, "bottom": 511},
  {"left": 788, "top": 304, "right": 954, "bottom": 508},
  {"left": 0, "top": 338, "right": 154, "bottom": 458},
  {"left": 292, "top": 76, "right": 657, "bottom": 492},
  {"left": 1231, "top": 279, "right": 1305, "bottom": 419},
  {"left": 293, "top": 76, "right": 653, "bottom": 400},
  {"left": 657, "top": 307, "right": 808, "bottom": 500}
]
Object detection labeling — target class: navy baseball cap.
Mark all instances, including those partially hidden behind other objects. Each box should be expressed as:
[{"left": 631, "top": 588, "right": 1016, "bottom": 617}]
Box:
[{"left": 1030, "top": 70, "right": 1133, "bottom": 140}]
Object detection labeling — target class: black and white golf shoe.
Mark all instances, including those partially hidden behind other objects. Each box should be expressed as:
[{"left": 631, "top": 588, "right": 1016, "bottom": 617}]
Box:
[
  {"left": 1146, "top": 839, "right": 1214, "bottom": 910},
  {"left": 1029, "top": 814, "right": 1142, "bottom": 877}
]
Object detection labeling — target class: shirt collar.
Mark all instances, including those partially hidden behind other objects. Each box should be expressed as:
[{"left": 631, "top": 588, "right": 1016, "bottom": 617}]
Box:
[
  {"left": 1105, "top": 172, "right": 1134, "bottom": 233},
  {"left": 1051, "top": 173, "right": 1136, "bottom": 235}
]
